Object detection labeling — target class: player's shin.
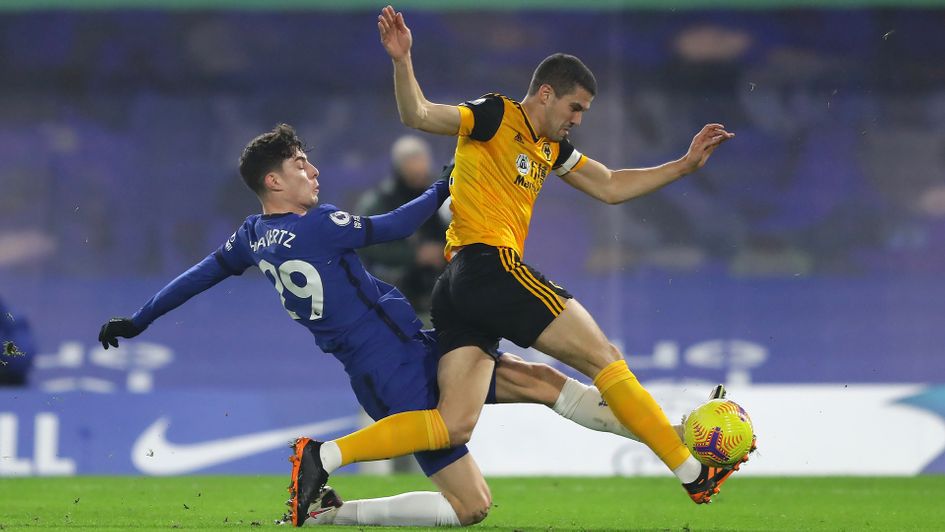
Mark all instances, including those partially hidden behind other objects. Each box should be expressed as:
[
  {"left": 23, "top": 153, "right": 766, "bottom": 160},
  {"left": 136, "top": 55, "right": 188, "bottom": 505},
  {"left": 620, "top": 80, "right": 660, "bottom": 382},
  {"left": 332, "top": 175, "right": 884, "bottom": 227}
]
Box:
[
  {"left": 325, "top": 409, "right": 450, "bottom": 472},
  {"left": 592, "top": 360, "right": 701, "bottom": 482},
  {"left": 551, "top": 378, "right": 685, "bottom": 442}
]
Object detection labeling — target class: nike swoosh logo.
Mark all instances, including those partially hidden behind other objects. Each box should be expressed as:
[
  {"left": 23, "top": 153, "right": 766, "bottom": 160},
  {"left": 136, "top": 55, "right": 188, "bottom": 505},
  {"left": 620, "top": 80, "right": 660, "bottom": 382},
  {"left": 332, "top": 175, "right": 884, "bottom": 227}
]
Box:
[{"left": 132, "top": 415, "right": 359, "bottom": 475}]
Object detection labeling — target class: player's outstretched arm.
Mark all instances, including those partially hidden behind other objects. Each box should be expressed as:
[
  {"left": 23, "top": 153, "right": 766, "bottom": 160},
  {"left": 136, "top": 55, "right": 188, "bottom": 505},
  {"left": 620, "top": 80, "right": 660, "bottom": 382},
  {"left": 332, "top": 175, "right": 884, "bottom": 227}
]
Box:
[
  {"left": 560, "top": 124, "right": 734, "bottom": 204},
  {"left": 378, "top": 5, "right": 461, "bottom": 135},
  {"left": 361, "top": 176, "right": 450, "bottom": 246},
  {"left": 97, "top": 253, "right": 236, "bottom": 349}
]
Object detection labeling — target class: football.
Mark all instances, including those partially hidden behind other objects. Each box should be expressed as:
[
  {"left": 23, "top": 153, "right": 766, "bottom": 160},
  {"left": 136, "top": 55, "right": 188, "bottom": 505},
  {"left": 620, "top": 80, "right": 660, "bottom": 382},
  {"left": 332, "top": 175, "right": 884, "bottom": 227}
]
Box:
[{"left": 684, "top": 399, "right": 755, "bottom": 468}]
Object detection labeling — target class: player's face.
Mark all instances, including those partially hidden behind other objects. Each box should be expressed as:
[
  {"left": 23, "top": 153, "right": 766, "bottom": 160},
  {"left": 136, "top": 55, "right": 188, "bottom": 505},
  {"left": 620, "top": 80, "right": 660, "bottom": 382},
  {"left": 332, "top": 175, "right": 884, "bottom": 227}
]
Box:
[
  {"left": 279, "top": 150, "right": 320, "bottom": 209},
  {"left": 546, "top": 86, "right": 593, "bottom": 141}
]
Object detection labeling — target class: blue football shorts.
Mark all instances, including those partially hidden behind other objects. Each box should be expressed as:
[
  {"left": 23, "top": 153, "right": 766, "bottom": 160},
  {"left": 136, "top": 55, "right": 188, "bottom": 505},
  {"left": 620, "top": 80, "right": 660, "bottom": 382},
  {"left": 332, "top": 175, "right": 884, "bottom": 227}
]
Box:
[{"left": 348, "top": 329, "right": 497, "bottom": 476}]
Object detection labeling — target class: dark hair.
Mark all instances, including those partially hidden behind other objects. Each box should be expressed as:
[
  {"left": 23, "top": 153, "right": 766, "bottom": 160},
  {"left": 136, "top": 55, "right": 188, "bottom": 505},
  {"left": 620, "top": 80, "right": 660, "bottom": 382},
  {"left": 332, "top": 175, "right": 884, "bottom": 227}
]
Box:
[
  {"left": 527, "top": 53, "right": 597, "bottom": 97},
  {"left": 238, "top": 123, "right": 305, "bottom": 195}
]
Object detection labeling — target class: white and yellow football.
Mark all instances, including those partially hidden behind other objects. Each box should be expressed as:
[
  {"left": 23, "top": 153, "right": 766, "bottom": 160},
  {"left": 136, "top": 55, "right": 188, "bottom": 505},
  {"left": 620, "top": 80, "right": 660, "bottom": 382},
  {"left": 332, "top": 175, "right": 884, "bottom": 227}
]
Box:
[{"left": 684, "top": 399, "right": 755, "bottom": 468}]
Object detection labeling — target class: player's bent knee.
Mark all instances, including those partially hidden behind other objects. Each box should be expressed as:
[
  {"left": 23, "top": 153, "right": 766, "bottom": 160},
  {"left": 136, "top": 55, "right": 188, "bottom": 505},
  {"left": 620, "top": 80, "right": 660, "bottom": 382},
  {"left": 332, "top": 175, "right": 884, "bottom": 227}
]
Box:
[
  {"left": 456, "top": 491, "right": 492, "bottom": 525},
  {"left": 457, "top": 505, "right": 490, "bottom": 526},
  {"left": 447, "top": 424, "right": 475, "bottom": 446},
  {"left": 441, "top": 416, "right": 477, "bottom": 446},
  {"left": 461, "top": 505, "right": 490, "bottom": 526}
]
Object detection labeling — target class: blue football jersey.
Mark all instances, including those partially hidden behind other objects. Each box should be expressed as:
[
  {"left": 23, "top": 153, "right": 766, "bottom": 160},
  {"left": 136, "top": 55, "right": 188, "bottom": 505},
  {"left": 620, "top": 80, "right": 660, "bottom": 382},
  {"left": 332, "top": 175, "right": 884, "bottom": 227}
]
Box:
[
  {"left": 216, "top": 204, "right": 422, "bottom": 351},
  {"left": 131, "top": 180, "right": 448, "bottom": 374}
]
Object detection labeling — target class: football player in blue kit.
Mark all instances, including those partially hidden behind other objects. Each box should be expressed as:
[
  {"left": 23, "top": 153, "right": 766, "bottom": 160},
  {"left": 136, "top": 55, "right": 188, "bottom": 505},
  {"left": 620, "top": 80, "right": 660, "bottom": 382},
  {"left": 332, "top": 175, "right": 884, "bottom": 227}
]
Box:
[{"left": 99, "top": 124, "right": 670, "bottom": 527}]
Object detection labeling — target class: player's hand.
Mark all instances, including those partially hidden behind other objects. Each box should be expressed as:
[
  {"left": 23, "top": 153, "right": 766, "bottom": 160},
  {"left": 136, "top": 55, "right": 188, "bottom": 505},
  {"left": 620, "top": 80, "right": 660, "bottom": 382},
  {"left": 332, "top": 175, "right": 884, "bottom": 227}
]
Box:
[
  {"left": 378, "top": 5, "right": 412, "bottom": 60},
  {"left": 98, "top": 317, "right": 142, "bottom": 349},
  {"left": 681, "top": 123, "right": 734, "bottom": 173}
]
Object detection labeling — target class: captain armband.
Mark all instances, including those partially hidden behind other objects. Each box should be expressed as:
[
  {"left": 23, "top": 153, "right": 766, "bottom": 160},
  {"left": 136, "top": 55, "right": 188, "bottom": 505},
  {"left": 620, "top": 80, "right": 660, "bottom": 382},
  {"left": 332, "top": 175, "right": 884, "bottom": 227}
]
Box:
[{"left": 554, "top": 148, "right": 586, "bottom": 176}]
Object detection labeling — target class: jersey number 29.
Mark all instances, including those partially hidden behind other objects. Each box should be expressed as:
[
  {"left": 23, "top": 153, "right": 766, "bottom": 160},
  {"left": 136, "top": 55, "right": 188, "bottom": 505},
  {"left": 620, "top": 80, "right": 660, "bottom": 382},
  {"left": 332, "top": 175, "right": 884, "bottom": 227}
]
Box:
[{"left": 258, "top": 259, "right": 324, "bottom": 321}]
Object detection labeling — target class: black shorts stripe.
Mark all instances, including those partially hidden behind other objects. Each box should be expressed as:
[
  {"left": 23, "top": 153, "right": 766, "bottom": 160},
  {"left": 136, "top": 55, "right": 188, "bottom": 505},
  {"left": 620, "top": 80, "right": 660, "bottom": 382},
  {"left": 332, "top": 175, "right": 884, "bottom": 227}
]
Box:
[
  {"left": 499, "top": 248, "right": 563, "bottom": 316},
  {"left": 504, "top": 248, "right": 564, "bottom": 314},
  {"left": 519, "top": 264, "right": 565, "bottom": 314},
  {"left": 506, "top": 248, "right": 565, "bottom": 313},
  {"left": 500, "top": 248, "right": 557, "bottom": 314}
]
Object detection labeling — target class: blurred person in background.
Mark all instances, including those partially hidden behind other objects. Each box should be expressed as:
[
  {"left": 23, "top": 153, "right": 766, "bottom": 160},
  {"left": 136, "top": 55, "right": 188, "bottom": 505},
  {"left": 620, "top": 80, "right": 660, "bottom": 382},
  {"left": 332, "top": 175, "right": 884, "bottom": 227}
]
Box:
[
  {"left": 0, "top": 296, "right": 36, "bottom": 387},
  {"left": 356, "top": 135, "right": 449, "bottom": 323}
]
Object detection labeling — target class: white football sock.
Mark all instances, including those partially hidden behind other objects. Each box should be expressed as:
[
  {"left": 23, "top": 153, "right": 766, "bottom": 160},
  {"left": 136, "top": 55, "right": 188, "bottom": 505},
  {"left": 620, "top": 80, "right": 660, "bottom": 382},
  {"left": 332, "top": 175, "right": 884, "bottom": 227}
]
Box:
[
  {"left": 322, "top": 491, "right": 461, "bottom": 527},
  {"left": 552, "top": 378, "right": 640, "bottom": 441},
  {"left": 673, "top": 456, "right": 703, "bottom": 484},
  {"left": 319, "top": 441, "right": 342, "bottom": 474}
]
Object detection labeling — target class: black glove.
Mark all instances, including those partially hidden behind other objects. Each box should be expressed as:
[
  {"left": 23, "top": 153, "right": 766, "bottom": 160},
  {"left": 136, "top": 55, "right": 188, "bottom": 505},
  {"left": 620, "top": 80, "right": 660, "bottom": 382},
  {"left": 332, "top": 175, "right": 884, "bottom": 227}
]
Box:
[
  {"left": 98, "top": 317, "right": 142, "bottom": 349},
  {"left": 433, "top": 161, "right": 455, "bottom": 206},
  {"left": 438, "top": 159, "right": 455, "bottom": 181}
]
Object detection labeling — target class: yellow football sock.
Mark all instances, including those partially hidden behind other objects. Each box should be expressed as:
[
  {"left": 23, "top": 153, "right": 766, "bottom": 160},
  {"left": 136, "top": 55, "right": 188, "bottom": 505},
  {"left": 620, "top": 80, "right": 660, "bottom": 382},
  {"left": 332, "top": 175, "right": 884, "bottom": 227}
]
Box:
[
  {"left": 335, "top": 409, "right": 450, "bottom": 466},
  {"left": 593, "top": 359, "right": 691, "bottom": 470}
]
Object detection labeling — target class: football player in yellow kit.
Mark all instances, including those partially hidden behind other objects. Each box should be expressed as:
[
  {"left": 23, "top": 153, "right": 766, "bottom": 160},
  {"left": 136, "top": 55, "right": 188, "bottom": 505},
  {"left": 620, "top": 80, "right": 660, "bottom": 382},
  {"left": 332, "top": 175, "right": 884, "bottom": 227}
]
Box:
[{"left": 376, "top": 4, "right": 743, "bottom": 505}]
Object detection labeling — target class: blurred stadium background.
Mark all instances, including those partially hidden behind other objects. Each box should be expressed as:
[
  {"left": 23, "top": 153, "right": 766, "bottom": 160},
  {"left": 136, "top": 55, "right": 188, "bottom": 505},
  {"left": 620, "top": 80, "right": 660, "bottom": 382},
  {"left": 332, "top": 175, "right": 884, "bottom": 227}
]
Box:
[{"left": 1, "top": 0, "right": 944, "bottom": 487}]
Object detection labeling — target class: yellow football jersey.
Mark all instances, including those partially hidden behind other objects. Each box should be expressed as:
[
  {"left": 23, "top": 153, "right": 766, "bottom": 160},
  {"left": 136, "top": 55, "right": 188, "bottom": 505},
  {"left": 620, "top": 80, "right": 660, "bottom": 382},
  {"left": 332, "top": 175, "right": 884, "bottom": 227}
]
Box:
[{"left": 445, "top": 93, "right": 587, "bottom": 258}]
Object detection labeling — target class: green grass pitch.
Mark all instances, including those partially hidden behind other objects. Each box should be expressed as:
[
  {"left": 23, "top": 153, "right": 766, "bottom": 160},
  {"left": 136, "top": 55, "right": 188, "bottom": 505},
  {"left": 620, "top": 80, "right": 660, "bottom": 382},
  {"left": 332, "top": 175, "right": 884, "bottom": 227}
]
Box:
[{"left": 1, "top": 475, "right": 944, "bottom": 530}]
